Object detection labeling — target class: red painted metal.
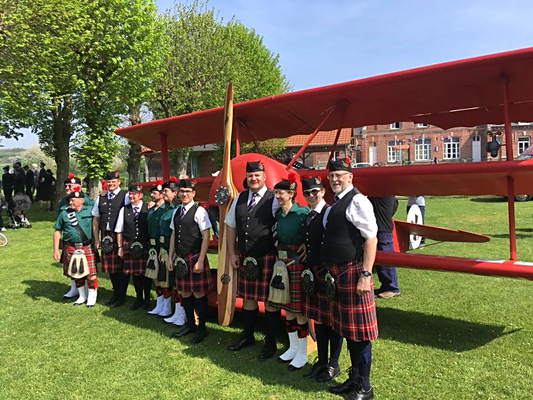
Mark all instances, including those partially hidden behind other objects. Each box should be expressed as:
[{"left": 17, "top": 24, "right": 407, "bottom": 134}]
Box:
[{"left": 159, "top": 133, "right": 169, "bottom": 181}]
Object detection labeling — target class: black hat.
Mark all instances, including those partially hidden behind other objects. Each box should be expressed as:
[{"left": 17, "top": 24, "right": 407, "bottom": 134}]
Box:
[
  {"left": 150, "top": 179, "right": 163, "bottom": 192},
  {"left": 39, "top": 161, "right": 45, "bottom": 166},
  {"left": 301, "top": 176, "right": 323, "bottom": 191},
  {"left": 328, "top": 157, "right": 352, "bottom": 172},
  {"left": 3, "top": 165, "right": 9, "bottom": 171},
  {"left": 246, "top": 161, "right": 265, "bottom": 173},
  {"left": 64, "top": 172, "right": 82, "bottom": 185},
  {"left": 14, "top": 161, "right": 21, "bottom": 167},
  {"left": 23, "top": 165, "right": 29, "bottom": 169},
  {"left": 162, "top": 176, "right": 179, "bottom": 190},
  {"left": 179, "top": 179, "right": 197, "bottom": 189},
  {"left": 274, "top": 178, "right": 297, "bottom": 191},
  {"left": 104, "top": 170, "right": 120, "bottom": 180},
  {"left": 128, "top": 183, "right": 143, "bottom": 193},
  {"left": 66, "top": 188, "right": 85, "bottom": 199}
]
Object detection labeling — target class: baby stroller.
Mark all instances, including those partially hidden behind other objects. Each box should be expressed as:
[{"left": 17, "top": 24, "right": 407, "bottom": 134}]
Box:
[{"left": 9, "top": 193, "right": 32, "bottom": 229}]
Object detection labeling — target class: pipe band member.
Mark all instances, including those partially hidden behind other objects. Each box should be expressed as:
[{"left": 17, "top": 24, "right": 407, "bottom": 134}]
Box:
[
  {"left": 322, "top": 158, "right": 378, "bottom": 400},
  {"left": 270, "top": 176, "right": 310, "bottom": 371},
  {"left": 225, "top": 160, "right": 281, "bottom": 360},
  {"left": 53, "top": 188, "right": 98, "bottom": 307},
  {"left": 168, "top": 179, "right": 213, "bottom": 344},
  {"left": 300, "top": 176, "right": 344, "bottom": 383}
]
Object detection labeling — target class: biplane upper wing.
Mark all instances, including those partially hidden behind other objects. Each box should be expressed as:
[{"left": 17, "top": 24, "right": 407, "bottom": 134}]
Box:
[{"left": 116, "top": 47, "right": 533, "bottom": 150}]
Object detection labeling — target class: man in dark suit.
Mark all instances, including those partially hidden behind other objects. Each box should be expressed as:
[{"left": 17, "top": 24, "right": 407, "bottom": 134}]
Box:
[{"left": 23, "top": 165, "right": 34, "bottom": 202}]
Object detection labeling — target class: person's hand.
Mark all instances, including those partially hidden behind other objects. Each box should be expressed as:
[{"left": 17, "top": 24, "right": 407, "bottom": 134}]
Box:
[
  {"left": 230, "top": 253, "right": 239, "bottom": 270},
  {"left": 118, "top": 247, "right": 124, "bottom": 258},
  {"left": 94, "top": 239, "right": 100, "bottom": 250},
  {"left": 297, "top": 243, "right": 307, "bottom": 262},
  {"left": 193, "top": 259, "right": 204, "bottom": 274},
  {"left": 356, "top": 273, "right": 372, "bottom": 296},
  {"left": 53, "top": 249, "right": 60, "bottom": 261},
  {"left": 167, "top": 256, "right": 173, "bottom": 271}
]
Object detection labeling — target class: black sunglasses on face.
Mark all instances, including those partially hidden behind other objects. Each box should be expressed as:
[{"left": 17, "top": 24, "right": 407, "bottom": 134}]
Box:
[{"left": 303, "top": 189, "right": 320, "bottom": 197}]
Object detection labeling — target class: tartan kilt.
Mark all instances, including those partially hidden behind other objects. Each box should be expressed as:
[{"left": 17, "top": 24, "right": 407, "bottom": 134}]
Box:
[
  {"left": 175, "top": 253, "right": 213, "bottom": 293},
  {"left": 122, "top": 241, "right": 149, "bottom": 275},
  {"left": 237, "top": 252, "right": 276, "bottom": 302},
  {"left": 270, "top": 245, "right": 305, "bottom": 313},
  {"left": 325, "top": 261, "right": 378, "bottom": 342},
  {"left": 62, "top": 244, "right": 97, "bottom": 277},
  {"left": 100, "top": 232, "right": 123, "bottom": 274},
  {"left": 302, "top": 264, "right": 330, "bottom": 326}
]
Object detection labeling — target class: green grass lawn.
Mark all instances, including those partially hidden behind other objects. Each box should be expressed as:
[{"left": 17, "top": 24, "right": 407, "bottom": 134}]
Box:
[{"left": 1, "top": 197, "right": 532, "bottom": 399}]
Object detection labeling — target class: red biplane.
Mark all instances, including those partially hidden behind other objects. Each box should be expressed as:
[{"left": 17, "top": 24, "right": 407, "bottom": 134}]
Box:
[{"left": 116, "top": 46, "right": 533, "bottom": 325}]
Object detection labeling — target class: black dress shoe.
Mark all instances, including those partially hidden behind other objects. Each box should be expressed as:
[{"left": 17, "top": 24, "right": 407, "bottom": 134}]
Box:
[
  {"left": 113, "top": 299, "right": 126, "bottom": 308},
  {"left": 172, "top": 325, "right": 197, "bottom": 338},
  {"left": 227, "top": 336, "right": 255, "bottom": 351},
  {"left": 346, "top": 387, "right": 374, "bottom": 400},
  {"left": 315, "top": 364, "right": 341, "bottom": 382},
  {"left": 105, "top": 296, "right": 118, "bottom": 305},
  {"left": 142, "top": 300, "right": 152, "bottom": 310},
  {"left": 191, "top": 329, "right": 208, "bottom": 344},
  {"left": 303, "top": 362, "right": 326, "bottom": 379},
  {"left": 129, "top": 300, "right": 144, "bottom": 311},
  {"left": 329, "top": 368, "right": 359, "bottom": 395},
  {"left": 257, "top": 343, "right": 277, "bottom": 360}
]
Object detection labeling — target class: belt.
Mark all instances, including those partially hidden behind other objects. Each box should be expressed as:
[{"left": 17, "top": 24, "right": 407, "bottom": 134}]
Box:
[{"left": 64, "top": 239, "right": 93, "bottom": 247}]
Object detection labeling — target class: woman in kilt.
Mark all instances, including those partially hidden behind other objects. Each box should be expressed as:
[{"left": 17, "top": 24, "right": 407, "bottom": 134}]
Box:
[
  {"left": 168, "top": 179, "right": 213, "bottom": 344},
  {"left": 270, "top": 176, "right": 310, "bottom": 371},
  {"left": 115, "top": 183, "right": 150, "bottom": 310},
  {"left": 300, "top": 177, "right": 344, "bottom": 382}
]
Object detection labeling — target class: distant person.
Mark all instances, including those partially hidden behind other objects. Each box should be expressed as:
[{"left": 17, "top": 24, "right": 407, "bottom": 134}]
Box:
[
  {"left": 32, "top": 164, "right": 39, "bottom": 190},
  {"left": 23, "top": 165, "right": 34, "bottom": 202},
  {"left": 36, "top": 161, "right": 47, "bottom": 211},
  {"left": 12, "top": 162, "right": 25, "bottom": 194},
  {"left": 369, "top": 196, "right": 400, "bottom": 298},
  {"left": 43, "top": 169, "right": 56, "bottom": 211},
  {"left": 0, "top": 192, "right": 6, "bottom": 231},
  {"left": 407, "top": 195, "right": 426, "bottom": 246},
  {"left": 433, "top": 157, "right": 438, "bottom": 164},
  {"left": 2, "top": 165, "right": 14, "bottom": 206}
]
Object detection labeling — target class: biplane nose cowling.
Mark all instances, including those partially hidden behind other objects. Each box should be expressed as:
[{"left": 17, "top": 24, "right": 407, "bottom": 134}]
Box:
[{"left": 208, "top": 153, "right": 306, "bottom": 206}]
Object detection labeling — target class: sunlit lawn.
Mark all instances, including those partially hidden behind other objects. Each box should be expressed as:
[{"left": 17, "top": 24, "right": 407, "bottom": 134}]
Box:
[{"left": 0, "top": 196, "right": 532, "bottom": 399}]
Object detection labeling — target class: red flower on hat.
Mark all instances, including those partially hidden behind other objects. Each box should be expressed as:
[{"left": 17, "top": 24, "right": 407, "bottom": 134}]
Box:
[
  {"left": 73, "top": 186, "right": 80, "bottom": 192},
  {"left": 115, "top": 170, "right": 120, "bottom": 177},
  {"left": 287, "top": 174, "right": 297, "bottom": 184},
  {"left": 156, "top": 179, "right": 163, "bottom": 185},
  {"left": 68, "top": 172, "right": 75, "bottom": 179},
  {"left": 192, "top": 179, "right": 198, "bottom": 185},
  {"left": 102, "top": 180, "right": 107, "bottom": 191},
  {"left": 139, "top": 185, "right": 143, "bottom": 190},
  {"left": 170, "top": 176, "right": 177, "bottom": 182},
  {"left": 344, "top": 157, "right": 351, "bottom": 164}
]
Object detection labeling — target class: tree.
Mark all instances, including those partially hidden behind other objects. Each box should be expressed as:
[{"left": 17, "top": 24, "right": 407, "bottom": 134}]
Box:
[{"left": 151, "top": 0, "right": 289, "bottom": 175}]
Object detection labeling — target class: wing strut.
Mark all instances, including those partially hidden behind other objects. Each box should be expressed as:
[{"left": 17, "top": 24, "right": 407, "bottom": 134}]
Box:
[
  {"left": 328, "top": 107, "right": 348, "bottom": 160},
  {"left": 237, "top": 119, "right": 261, "bottom": 153}
]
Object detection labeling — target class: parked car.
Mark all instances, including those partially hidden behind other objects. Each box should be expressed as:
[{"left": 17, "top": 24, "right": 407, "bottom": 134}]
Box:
[
  {"left": 513, "top": 144, "right": 533, "bottom": 201},
  {"left": 352, "top": 162, "right": 372, "bottom": 168}
]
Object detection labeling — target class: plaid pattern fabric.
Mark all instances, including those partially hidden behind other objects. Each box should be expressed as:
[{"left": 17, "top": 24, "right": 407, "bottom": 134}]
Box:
[
  {"left": 100, "top": 232, "right": 123, "bottom": 274},
  {"left": 122, "top": 241, "right": 149, "bottom": 275},
  {"left": 270, "top": 245, "right": 305, "bottom": 313},
  {"left": 62, "top": 244, "right": 97, "bottom": 277},
  {"left": 325, "top": 261, "right": 378, "bottom": 341},
  {"left": 302, "top": 264, "right": 330, "bottom": 326},
  {"left": 174, "top": 253, "right": 214, "bottom": 293},
  {"left": 237, "top": 252, "right": 276, "bottom": 301}
]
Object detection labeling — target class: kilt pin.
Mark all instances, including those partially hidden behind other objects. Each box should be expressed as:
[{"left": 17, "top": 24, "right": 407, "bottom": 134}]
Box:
[
  {"left": 100, "top": 231, "right": 123, "bottom": 274},
  {"left": 62, "top": 244, "right": 98, "bottom": 276},
  {"left": 237, "top": 252, "right": 276, "bottom": 302},
  {"left": 175, "top": 253, "right": 213, "bottom": 293}
]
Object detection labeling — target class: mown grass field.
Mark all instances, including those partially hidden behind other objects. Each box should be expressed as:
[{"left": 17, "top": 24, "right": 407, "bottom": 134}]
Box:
[{"left": 1, "top": 196, "right": 532, "bottom": 400}]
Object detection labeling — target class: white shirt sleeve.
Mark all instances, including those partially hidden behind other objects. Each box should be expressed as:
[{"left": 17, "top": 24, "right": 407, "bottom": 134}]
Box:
[
  {"left": 346, "top": 194, "right": 378, "bottom": 239},
  {"left": 91, "top": 195, "right": 100, "bottom": 217},
  {"left": 195, "top": 206, "right": 212, "bottom": 232},
  {"left": 224, "top": 192, "right": 241, "bottom": 228},
  {"left": 114, "top": 207, "right": 125, "bottom": 233},
  {"left": 169, "top": 207, "right": 179, "bottom": 231},
  {"left": 272, "top": 196, "right": 280, "bottom": 217}
]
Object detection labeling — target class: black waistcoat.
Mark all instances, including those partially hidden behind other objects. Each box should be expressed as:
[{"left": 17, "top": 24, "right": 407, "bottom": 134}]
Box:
[
  {"left": 98, "top": 190, "right": 127, "bottom": 232},
  {"left": 123, "top": 202, "right": 149, "bottom": 243},
  {"left": 173, "top": 204, "right": 202, "bottom": 255},
  {"left": 235, "top": 189, "right": 276, "bottom": 258},
  {"left": 321, "top": 188, "right": 364, "bottom": 265},
  {"left": 304, "top": 205, "right": 329, "bottom": 268}
]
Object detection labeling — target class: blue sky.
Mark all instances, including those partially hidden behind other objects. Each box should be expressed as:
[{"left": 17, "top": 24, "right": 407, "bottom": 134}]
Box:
[{"left": 4, "top": 0, "right": 533, "bottom": 148}]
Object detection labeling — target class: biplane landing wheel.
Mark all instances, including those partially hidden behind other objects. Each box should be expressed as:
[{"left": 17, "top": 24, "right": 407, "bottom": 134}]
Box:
[{"left": 0, "top": 233, "right": 8, "bottom": 247}]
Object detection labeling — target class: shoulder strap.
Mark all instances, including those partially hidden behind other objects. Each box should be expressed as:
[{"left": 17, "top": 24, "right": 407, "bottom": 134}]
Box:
[{"left": 66, "top": 207, "right": 89, "bottom": 243}]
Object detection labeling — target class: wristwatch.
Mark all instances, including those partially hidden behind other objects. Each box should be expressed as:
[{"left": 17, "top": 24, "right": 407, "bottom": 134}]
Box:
[{"left": 361, "top": 270, "right": 372, "bottom": 277}]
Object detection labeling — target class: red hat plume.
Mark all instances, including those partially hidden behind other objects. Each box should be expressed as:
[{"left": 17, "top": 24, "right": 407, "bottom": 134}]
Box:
[
  {"left": 102, "top": 179, "right": 107, "bottom": 191},
  {"left": 169, "top": 176, "right": 177, "bottom": 182},
  {"left": 156, "top": 179, "right": 163, "bottom": 185},
  {"left": 73, "top": 186, "right": 80, "bottom": 192},
  {"left": 68, "top": 172, "right": 75, "bottom": 179}
]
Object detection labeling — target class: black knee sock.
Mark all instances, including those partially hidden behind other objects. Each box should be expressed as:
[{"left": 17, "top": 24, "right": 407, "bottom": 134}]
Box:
[
  {"left": 328, "top": 327, "right": 343, "bottom": 368},
  {"left": 264, "top": 310, "right": 280, "bottom": 346},
  {"left": 314, "top": 323, "right": 329, "bottom": 366},
  {"left": 182, "top": 296, "right": 196, "bottom": 329},
  {"left": 110, "top": 273, "right": 119, "bottom": 297},
  {"left": 347, "top": 340, "right": 372, "bottom": 390},
  {"left": 143, "top": 276, "right": 152, "bottom": 302},
  {"left": 194, "top": 295, "right": 208, "bottom": 331},
  {"left": 132, "top": 275, "right": 143, "bottom": 301},
  {"left": 243, "top": 308, "right": 258, "bottom": 341},
  {"left": 119, "top": 273, "right": 130, "bottom": 301}
]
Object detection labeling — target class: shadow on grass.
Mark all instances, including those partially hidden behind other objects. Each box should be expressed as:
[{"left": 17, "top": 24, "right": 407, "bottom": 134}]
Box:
[
  {"left": 376, "top": 306, "right": 516, "bottom": 351},
  {"left": 469, "top": 197, "right": 507, "bottom": 203},
  {"left": 490, "top": 233, "right": 533, "bottom": 239},
  {"left": 22, "top": 279, "right": 114, "bottom": 303}
]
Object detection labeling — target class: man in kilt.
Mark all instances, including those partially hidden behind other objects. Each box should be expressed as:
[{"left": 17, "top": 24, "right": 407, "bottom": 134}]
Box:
[
  {"left": 53, "top": 188, "right": 98, "bottom": 307},
  {"left": 59, "top": 173, "right": 94, "bottom": 299},
  {"left": 92, "top": 170, "right": 129, "bottom": 306},
  {"left": 300, "top": 177, "right": 344, "bottom": 382},
  {"left": 323, "top": 158, "right": 378, "bottom": 400},
  {"left": 225, "top": 161, "right": 281, "bottom": 360},
  {"left": 168, "top": 179, "right": 213, "bottom": 344},
  {"left": 115, "top": 183, "right": 150, "bottom": 309}
]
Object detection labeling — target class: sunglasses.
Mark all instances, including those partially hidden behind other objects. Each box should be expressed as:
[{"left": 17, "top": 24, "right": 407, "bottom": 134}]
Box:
[
  {"left": 303, "top": 189, "right": 321, "bottom": 197},
  {"left": 179, "top": 190, "right": 193, "bottom": 194}
]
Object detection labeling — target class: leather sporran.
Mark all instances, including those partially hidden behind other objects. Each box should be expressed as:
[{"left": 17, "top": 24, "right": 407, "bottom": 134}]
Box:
[
  {"left": 130, "top": 242, "right": 144, "bottom": 260},
  {"left": 101, "top": 236, "right": 114, "bottom": 253},
  {"left": 243, "top": 257, "right": 259, "bottom": 280},
  {"left": 301, "top": 268, "right": 316, "bottom": 296},
  {"left": 174, "top": 257, "right": 189, "bottom": 279}
]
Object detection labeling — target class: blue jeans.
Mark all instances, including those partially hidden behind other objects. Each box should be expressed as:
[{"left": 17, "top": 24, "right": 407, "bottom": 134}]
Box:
[{"left": 375, "top": 231, "right": 400, "bottom": 292}]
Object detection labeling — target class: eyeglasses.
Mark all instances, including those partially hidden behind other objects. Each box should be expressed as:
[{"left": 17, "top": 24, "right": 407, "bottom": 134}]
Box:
[
  {"left": 303, "top": 189, "right": 320, "bottom": 197},
  {"left": 328, "top": 172, "right": 349, "bottom": 180},
  {"left": 179, "top": 190, "right": 193, "bottom": 194}
]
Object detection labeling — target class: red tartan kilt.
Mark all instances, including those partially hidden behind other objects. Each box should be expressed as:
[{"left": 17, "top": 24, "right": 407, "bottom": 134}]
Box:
[
  {"left": 175, "top": 253, "right": 213, "bottom": 293},
  {"left": 100, "top": 232, "right": 123, "bottom": 274},
  {"left": 326, "top": 261, "right": 378, "bottom": 341},
  {"left": 302, "top": 264, "right": 330, "bottom": 326},
  {"left": 237, "top": 252, "right": 276, "bottom": 302},
  {"left": 122, "top": 241, "right": 149, "bottom": 275},
  {"left": 62, "top": 245, "right": 97, "bottom": 277}
]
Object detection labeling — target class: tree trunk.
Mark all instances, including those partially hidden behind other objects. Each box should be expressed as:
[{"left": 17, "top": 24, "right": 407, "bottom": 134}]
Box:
[
  {"left": 127, "top": 140, "right": 142, "bottom": 182},
  {"left": 52, "top": 95, "right": 73, "bottom": 206},
  {"left": 88, "top": 177, "right": 101, "bottom": 199},
  {"left": 170, "top": 147, "right": 192, "bottom": 177}
]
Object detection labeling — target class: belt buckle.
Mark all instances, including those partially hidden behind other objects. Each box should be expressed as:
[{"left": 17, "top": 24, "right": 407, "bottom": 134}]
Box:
[
  {"left": 75, "top": 242, "right": 83, "bottom": 247},
  {"left": 277, "top": 250, "right": 288, "bottom": 260},
  {"left": 159, "top": 236, "right": 165, "bottom": 244},
  {"left": 150, "top": 239, "right": 156, "bottom": 246}
]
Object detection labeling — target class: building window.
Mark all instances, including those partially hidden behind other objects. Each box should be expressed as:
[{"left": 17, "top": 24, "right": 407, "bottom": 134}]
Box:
[
  {"left": 443, "top": 137, "right": 460, "bottom": 159},
  {"left": 518, "top": 136, "right": 531, "bottom": 154},
  {"left": 417, "top": 123, "right": 428, "bottom": 128},
  {"left": 415, "top": 138, "right": 431, "bottom": 161},
  {"left": 390, "top": 122, "right": 401, "bottom": 130},
  {"left": 387, "top": 140, "right": 401, "bottom": 162},
  {"left": 472, "top": 135, "right": 481, "bottom": 142}
]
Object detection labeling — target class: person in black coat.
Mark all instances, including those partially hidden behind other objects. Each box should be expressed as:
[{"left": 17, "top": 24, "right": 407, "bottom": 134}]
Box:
[
  {"left": 23, "top": 165, "right": 34, "bottom": 202},
  {"left": 12, "top": 162, "right": 25, "bottom": 194},
  {"left": 2, "top": 165, "right": 14, "bottom": 206}
]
